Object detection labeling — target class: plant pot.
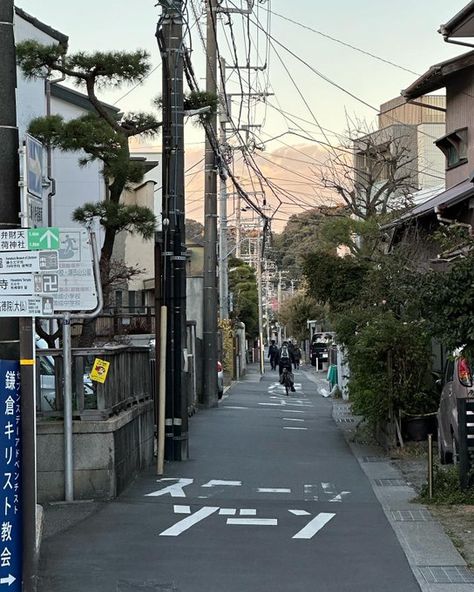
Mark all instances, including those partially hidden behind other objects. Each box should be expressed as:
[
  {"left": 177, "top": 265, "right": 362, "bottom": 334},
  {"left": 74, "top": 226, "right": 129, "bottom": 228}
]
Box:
[{"left": 403, "top": 415, "right": 437, "bottom": 442}]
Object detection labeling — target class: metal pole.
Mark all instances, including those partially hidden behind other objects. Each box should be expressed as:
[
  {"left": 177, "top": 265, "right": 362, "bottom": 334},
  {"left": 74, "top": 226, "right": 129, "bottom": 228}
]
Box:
[
  {"left": 157, "top": 306, "right": 167, "bottom": 475},
  {"left": 218, "top": 57, "right": 229, "bottom": 321},
  {"left": 63, "top": 312, "right": 73, "bottom": 501},
  {"left": 428, "top": 433, "right": 433, "bottom": 499},
  {"left": 157, "top": 0, "right": 188, "bottom": 459},
  {"left": 257, "top": 232, "right": 264, "bottom": 374},
  {"left": 202, "top": 0, "right": 219, "bottom": 408}
]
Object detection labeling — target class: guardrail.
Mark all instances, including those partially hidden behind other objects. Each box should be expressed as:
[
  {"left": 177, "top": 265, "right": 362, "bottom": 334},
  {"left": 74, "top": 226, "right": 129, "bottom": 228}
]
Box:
[{"left": 36, "top": 345, "right": 153, "bottom": 420}]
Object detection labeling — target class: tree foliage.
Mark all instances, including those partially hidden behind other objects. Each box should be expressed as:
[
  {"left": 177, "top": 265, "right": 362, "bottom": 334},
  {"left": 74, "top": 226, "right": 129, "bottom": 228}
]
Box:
[
  {"left": 228, "top": 257, "right": 258, "bottom": 339},
  {"left": 278, "top": 293, "right": 325, "bottom": 341}
]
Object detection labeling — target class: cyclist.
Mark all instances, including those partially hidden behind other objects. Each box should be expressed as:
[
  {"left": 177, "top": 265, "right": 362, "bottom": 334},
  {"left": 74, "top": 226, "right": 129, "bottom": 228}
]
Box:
[{"left": 279, "top": 342, "right": 295, "bottom": 392}]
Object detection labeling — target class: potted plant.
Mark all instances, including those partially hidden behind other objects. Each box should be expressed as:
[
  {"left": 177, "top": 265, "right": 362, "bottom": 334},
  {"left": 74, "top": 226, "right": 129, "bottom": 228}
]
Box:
[{"left": 402, "top": 390, "right": 440, "bottom": 441}]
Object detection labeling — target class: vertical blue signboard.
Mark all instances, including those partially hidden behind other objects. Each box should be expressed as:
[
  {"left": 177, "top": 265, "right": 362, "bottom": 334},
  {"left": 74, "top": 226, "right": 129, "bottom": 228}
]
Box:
[{"left": 0, "top": 361, "right": 21, "bottom": 590}]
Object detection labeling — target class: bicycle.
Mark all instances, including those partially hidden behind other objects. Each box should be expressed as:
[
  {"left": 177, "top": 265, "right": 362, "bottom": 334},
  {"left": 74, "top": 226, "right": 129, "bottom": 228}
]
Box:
[{"left": 281, "top": 368, "right": 295, "bottom": 396}]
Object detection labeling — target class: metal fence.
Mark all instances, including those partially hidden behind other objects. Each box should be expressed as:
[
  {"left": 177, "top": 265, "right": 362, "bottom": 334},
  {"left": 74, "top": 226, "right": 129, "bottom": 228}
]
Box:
[{"left": 36, "top": 345, "right": 153, "bottom": 420}]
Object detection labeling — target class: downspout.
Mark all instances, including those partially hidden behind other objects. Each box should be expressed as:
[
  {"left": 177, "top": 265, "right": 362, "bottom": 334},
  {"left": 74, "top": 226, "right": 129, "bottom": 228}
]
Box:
[{"left": 45, "top": 69, "right": 66, "bottom": 226}]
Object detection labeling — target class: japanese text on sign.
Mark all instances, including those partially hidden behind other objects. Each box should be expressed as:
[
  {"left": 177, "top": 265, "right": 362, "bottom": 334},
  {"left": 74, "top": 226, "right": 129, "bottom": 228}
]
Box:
[{"left": 0, "top": 361, "right": 21, "bottom": 591}]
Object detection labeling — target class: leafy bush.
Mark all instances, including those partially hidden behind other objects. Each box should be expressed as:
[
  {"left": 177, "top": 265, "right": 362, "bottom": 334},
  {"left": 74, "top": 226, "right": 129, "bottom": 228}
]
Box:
[{"left": 419, "top": 466, "right": 474, "bottom": 505}]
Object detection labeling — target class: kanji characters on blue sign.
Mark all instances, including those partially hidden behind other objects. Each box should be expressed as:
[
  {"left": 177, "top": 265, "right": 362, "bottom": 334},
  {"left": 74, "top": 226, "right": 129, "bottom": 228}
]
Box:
[
  {"left": 25, "top": 135, "right": 43, "bottom": 199},
  {"left": 0, "top": 361, "right": 21, "bottom": 591}
]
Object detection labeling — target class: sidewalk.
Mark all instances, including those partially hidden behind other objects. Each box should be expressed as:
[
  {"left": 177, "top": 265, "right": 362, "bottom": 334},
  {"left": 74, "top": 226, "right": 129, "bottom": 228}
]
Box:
[{"left": 302, "top": 365, "right": 474, "bottom": 591}]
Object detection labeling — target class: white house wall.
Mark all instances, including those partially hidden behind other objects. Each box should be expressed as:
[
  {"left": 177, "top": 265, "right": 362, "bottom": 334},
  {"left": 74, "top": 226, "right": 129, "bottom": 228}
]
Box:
[
  {"left": 50, "top": 96, "right": 104, "bottom": 228},
  {"left": 417, "top": 123, "right": 445, "bottom": 191}
]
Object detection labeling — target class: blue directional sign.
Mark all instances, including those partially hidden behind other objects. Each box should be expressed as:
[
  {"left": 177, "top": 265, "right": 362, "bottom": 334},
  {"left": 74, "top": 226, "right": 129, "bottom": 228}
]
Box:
[
  {"left": 0, "top": 361, "right": 21, "bottom": 591},
  {"left": 25, "top": 135, "right": 43, "bottom": 199}
]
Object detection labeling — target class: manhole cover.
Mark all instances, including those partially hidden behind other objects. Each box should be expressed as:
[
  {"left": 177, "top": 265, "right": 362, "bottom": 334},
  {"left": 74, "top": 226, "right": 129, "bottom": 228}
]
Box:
[
  {"left": 419, "top": 566, "right": 474, "bottom": 584},
  {"left": 374, "top": 478, "right": 407, "bottom": 487},
  {"left": 391, "top": 509, "right": 433, "bottom": 522}
]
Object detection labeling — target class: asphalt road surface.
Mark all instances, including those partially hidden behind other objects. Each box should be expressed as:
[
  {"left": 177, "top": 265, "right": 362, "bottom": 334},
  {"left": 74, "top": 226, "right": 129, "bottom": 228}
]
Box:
[{"left": 39, "top": 367, "right": 421, "bottom": 592}]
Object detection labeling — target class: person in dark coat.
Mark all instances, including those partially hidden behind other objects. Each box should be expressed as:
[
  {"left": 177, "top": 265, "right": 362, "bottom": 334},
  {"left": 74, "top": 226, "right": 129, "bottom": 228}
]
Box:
[{"left": 268, "top": 340, "right": 279, "bottom": 370}]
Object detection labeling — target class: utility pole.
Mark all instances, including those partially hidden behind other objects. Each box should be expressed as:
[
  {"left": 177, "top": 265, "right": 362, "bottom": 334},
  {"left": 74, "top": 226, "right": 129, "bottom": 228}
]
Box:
[
  {"left": 157, "top": 0, "right": 188, "bottom": 460},
  {"left": 277, "top": 271, "right": 282, "bottom": 344},
  {"left": 202, "top": 0, "right": 219, "bottom": 408},
  {"left": 218, "top": 57, "right": 229, "bottom": 321},
  {"left": 1, "top": 4, "right": 36, "bottom": 590},
  {"left": 256, "top": 229, "right": 264, "bottom": 374}
]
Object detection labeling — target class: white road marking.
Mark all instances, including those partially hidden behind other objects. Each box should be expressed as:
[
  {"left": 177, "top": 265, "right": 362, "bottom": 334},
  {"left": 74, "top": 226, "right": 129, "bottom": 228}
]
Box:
[
  {"left": 227, "top": 518, "right": 278, "bottom": 526},
  {"left": 292, "top": 513, "right": 336, "bottom": 539},
  {"left": 146, "top": 478, "right": 193, "bottom": 498},
  {"left": 329, "top": 492, "right": 351, "bottom": 503},
  {"left": 285, "top": 410, "right": 305, "bottom": 414},
  {"left": 304, "top": 484, "right": 319, "bottom": 501},
  {"left": 202, "top": 480, "right": 242, "bottom": 488},
  {"left": 283, "top": 427, "right": 308, "bottom": 431},
  {"left": 283, "top": 418, "right": 305, "bottom": 422},
  {"left": 224, "top": 406, "right": 249, "bottom": 410},
  {"left": 159, "top": 506, "right": 219, "bottom": 536},
  {"left": 289, "top": 509, "right": 311, "bottom": 516},
  {"left": 239, "top": 509, "right": 257, "bottom": 516},
  {"left": 219, "top": 508, "right": 236, "bottom": 515},
  {"left": 257, "top": 488, "right": 291, "bottom": 493},
  {"left": 259, "top": 402, "right": 284, "bottom": 407},
  {"left": 174, "top": 505, "right": 191, "bottom": 514}
]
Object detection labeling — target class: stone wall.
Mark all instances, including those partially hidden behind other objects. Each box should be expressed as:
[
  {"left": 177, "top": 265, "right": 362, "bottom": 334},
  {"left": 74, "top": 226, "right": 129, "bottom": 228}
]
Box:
[{"left": 37, "top": 400, "right": 154, "bottom": 502}]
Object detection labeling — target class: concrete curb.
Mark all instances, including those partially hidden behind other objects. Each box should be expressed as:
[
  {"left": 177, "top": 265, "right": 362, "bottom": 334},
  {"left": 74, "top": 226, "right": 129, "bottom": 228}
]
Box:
[{"left": 333, "top": 402, "right": 474, "bottom": 591}]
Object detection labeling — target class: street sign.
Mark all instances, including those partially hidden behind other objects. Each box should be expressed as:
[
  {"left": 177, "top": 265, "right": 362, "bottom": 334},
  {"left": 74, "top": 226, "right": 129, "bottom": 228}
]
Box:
[
  {"left": 53, "top": 229, "right": 98, "bottom": 312},
  {"left": 0, "top": 229, "right": 59, "bottom": 253},
  {"left": 0, "top": 273, "right": 59, "bottom": 296},
  {"left": 0, "top": 297, "right": 54, "bottom": 317},
  {"left": 0, "top": 251, "right": 58, "bottom": 274},
  {"left": 27, "top": 196, "right": 43, "bottom": 228},
  {"left": 0, "top": 360, "right": 22, "bottom": 592},
  {"left": 27, "top": 228, "right": 59, "bottom": 251},
  {"left": 90, "top": 358, "right": 110, "bottom": 383},
  {"left": 25, "top": 134, "right": 43, "bottom": 199}
]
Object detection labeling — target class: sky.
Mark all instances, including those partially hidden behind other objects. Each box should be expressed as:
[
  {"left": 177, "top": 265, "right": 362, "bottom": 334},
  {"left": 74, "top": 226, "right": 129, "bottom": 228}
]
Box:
[{"left": 16, "top": 0, "right": 470, "bottom": 228}]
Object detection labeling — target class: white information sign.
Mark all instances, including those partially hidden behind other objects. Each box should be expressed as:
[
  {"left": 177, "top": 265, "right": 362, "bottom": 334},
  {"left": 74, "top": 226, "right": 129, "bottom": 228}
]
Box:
[
  {"left": 0, "top": 273, "right": 59, "bottom": 296},
  {"left": 0, "top": 296, "right": 54, "bottom": 317},
  {"left": 53, "top": 229, "right": 98, "bottom": 312},
  {"left": 0, "top": 251, "right": 58, "bottom": 274}
]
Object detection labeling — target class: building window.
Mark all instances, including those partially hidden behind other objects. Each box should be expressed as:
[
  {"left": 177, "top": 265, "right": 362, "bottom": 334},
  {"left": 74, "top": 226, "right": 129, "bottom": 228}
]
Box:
[{"left": 435, "top": 128, "right": 468, "bottom": 169}]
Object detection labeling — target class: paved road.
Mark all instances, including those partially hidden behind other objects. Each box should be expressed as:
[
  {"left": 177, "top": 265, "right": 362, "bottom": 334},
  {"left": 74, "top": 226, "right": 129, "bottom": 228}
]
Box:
[{"left": 39, "top": 367, "right": 420, "bottom": 592}]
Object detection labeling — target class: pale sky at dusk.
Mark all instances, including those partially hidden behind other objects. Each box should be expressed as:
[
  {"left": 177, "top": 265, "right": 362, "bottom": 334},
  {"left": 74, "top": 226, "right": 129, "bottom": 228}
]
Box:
[{"left": 15, "top": 1, "right": 469, "bottom": 225}]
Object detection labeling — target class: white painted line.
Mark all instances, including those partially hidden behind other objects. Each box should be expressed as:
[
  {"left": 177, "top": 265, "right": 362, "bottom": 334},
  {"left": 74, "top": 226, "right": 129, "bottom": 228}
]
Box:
[
  {"left": 292, "top": 513, "right": 336, "bottom": 539},
  {"left": 257, "top": 488, "right": 291, "bottom": 493},
  {"left": 239, "top": 509, "right": 257, "bottom": 516},
  {"left": 202, "top": 480, "right": 242, "bottom": 488},
  {"left": 329, "top": 491, "right": 351, "bottom": 503},
  {"left": 259, "top": 402, "right": 283, "bottom": 407},
  {"left": 146, "top": 478, "right": 193, "bottom": 498},
  {"left": 283, "top": 418, "right": 305, "bottom": 422},
  {"left": 283, "top": 427, "right": 308, "bottom": 431},
  {"left": 174, "top": 505, "right": 191, "bottom": 514},
  {"left": 224, "top": 406, "right": 249, "bottom": 410},
  {"left": 219, "top": 508, "right": 237, "bottom": 516},
  {"left": 289, "top": 509, "right": 311, "bottom": 516},
  {"left": 159, "top": 507, "right": 219, "bottom": 536},
  {"left": 285, "top": 410, "right": 305, "bottom": 414},
  {"left": 227, "top": 518, "right": 278, "bottom": 526}
]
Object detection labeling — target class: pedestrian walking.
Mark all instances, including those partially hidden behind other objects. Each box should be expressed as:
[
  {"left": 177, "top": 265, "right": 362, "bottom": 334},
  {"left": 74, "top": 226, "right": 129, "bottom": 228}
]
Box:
[
  {"left": 268, "top": 340, "right": 279, "bottom": 370},
  {"left": 293, "top": 344, "right": 302, "bottom": 370}
]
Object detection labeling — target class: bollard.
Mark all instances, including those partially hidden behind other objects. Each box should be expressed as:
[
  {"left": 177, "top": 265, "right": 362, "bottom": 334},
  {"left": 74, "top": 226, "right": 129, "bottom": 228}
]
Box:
[{"left": 428, "top": 433, "right": 434, "bottom": 499}]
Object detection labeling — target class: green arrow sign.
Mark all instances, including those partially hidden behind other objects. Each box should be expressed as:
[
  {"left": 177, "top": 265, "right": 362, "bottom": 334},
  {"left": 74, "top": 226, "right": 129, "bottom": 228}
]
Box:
[{"left": 28, "top": 227, "right": 60, "bottom": 251}]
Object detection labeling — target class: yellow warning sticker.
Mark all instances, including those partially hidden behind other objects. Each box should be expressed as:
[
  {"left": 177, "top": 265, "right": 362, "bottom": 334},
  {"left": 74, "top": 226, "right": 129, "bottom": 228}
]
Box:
[{"left": 90, "top": 358, "right": 110, "bottom": 384}]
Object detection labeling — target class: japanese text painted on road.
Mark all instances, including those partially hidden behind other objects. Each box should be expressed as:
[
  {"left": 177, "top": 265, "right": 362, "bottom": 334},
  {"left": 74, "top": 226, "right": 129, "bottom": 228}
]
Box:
[{"left": 0, "top": 361, "right": 21, "bottom": 591}]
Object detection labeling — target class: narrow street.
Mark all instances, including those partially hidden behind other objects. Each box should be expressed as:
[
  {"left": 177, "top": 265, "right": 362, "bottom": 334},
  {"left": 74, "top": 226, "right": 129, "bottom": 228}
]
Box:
[{"left": 38, "top": 366, "right": 422, "bottom": 592}]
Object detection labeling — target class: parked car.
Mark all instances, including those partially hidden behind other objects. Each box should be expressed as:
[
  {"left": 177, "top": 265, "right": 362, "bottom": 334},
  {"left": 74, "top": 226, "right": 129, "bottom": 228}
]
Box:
[
  {"left": 217, "top": 361, "right": 224, "bottom": 400},
  {"left": 438, "top": 353, "right": 474, "bottom": 464}
]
